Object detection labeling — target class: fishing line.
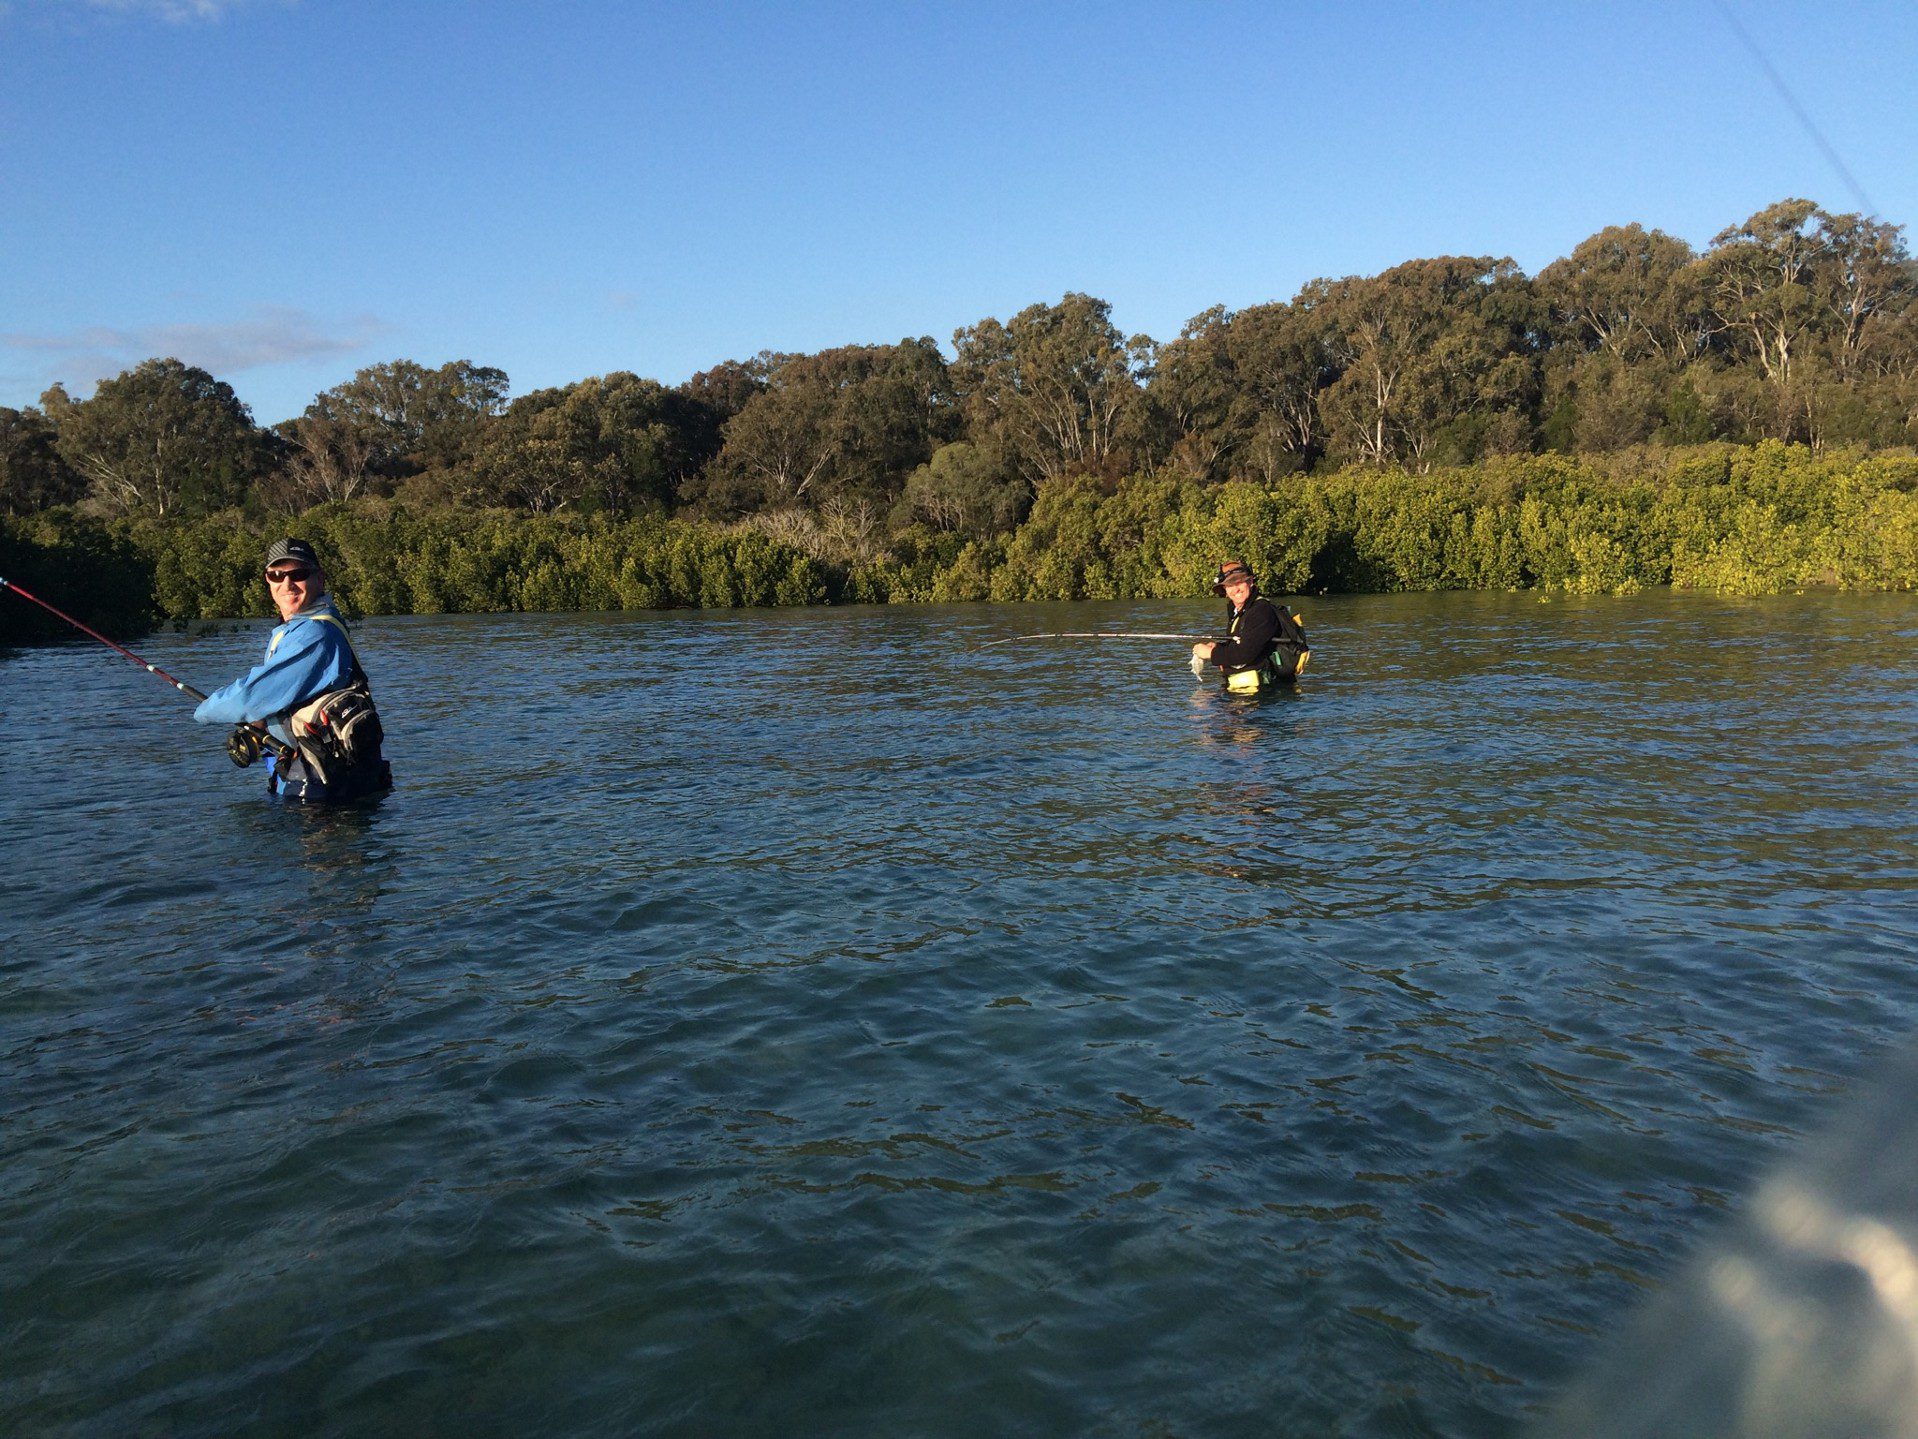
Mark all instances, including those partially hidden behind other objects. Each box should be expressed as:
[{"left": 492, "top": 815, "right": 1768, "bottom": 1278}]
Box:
[
  {"left": 1708, "top": 0, "right": 1876, "bottom": 214},
  {"left": 0, "top": 576, "right": 295, "bottom": 762}
]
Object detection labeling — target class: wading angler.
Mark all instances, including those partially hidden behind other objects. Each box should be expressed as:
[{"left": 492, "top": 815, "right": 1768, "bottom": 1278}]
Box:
[
  {"left": 1191, "top": 561, "right": 1310, "bottom": 695},
  {"left": 192, "top": 538, "right": 392, "bottom": 803}
]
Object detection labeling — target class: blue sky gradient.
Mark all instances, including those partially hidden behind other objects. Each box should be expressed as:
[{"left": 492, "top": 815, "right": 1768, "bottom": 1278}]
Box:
[{"left": 4, "top": 0, "right": 1914, "bottom": 424}]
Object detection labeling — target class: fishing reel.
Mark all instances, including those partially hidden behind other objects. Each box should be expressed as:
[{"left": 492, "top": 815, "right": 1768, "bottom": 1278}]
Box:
[{"left": 226, "top": 724, "right": 266, "bottom": 768}]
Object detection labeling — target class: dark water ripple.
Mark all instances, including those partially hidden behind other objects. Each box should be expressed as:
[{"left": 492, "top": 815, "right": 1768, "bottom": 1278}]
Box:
[{"left": 3, "top": 591, "right": 1916, "bottom": 1436}]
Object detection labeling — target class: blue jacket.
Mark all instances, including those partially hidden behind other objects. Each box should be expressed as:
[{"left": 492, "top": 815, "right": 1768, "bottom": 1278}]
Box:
[{"left": 192, "top": 596, "right": 359, "bottom": 740}]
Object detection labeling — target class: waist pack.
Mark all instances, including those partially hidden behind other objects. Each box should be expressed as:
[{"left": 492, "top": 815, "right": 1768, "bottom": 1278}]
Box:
[
  {"left": 1223, "top": 645, "right": 1310, "bottom": 695},
  {"left": 288, "top": 676, "right": 385, "bottom": 784}
]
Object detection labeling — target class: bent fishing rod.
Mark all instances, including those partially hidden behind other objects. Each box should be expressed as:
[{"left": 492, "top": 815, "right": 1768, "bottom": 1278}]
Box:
[{"left": 0, "top": 575, "right": 296, "bottom": 763}]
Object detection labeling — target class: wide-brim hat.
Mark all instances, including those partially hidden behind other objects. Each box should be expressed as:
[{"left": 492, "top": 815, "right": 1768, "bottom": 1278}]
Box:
[
  {"left": 1212, "top": 561, "right": 1258, "bottom": 596},
  {"left": 264, "top": 537, "right": 321, "bottom": 573}
]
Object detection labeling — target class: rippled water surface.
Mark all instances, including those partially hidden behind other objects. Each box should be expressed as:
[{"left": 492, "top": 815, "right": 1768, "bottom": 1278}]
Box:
[{"left": 4, "top": 593, "right": 1917, "bottom": 1437}]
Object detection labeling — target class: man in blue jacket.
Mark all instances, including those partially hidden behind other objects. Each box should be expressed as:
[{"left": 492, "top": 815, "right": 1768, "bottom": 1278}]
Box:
[{"left": 193, "top": 537, "right": 389, "bottom": 801}]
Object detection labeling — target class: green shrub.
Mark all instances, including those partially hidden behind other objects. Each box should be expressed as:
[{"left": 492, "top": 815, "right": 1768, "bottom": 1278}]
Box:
[{"left": 6, "top": 444, "right": 1915, "bottom": 648}]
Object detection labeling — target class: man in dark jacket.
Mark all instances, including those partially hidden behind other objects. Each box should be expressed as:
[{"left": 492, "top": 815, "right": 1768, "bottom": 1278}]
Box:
[{"left": 1192, "top": 560, "right": 1308, "bottom": 692}]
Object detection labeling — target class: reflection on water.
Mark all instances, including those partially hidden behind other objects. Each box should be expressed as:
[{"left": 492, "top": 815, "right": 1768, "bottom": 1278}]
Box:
[{"left": 2, "top": 592, "right": 1916, "bottom": 1437}]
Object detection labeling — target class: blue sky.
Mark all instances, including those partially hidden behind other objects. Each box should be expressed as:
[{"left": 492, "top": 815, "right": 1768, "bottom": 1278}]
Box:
[{"left": 3, "top": 0, "right": 1914, "bottom": 426}]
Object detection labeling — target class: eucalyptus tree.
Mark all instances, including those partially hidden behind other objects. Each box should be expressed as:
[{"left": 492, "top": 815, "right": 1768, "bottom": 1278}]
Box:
[
  {"left": 305, "top": 358, "right": 510, "bottom": 481},
  {"left": 42, "top": 359, "right": 266, "bottom": 517},
  {"left": 951, "top": 293, "right": 1148, "bottom": 488},
  {"left": 461, "top": 371, "right": 709, "bottom": 515},
  {"left": 1705, "top": 200, "right": 1830, "bottom": 393},
  {"left": 1858, "top": 303, "right": 1918, "bottom": 445},
  {"left": 1532, "top": 227, "right": 1695, "bottom": 451},
  {"left": 1141, "top": 305, "right": 1240, "bottom": 481},
  {"left": 1142, "top": 298, "right": 1340, "bottom": 483},
  {"left": 1860, "top": 303, "right": 1918, "bottom": 390},
  {"left": 1535, "top": 223, "right": 1704, "bottom": 363},
  {"left": 676, "top": 358, "right": 771, "bottom": 484},
  {"left": 694, "top": 339, "right": 956, "bottom": 519},
  {"left": 1700, "top": 200, "right": 1918, "bottom": 440},
  {"left": 272, "top": 413, "right": 386, "bottom": 505},
  {"left": 897, "top": 441, "right": 1028, "bottom": 536},
  {"left": 1315, "top": 257, "right": 1542, "bottom": 468},
  {"left": 0, "top": 406, "right": 84, "bottom": 514},
  {"left": 1225, "top": 292, "right": 1340, "bottom": 479},
  {"left": 680, "top": 358, "right": 770, "bottom": 423},
  {"left": 1813, "top": 210, "right": 1915, "bottom": 381}
]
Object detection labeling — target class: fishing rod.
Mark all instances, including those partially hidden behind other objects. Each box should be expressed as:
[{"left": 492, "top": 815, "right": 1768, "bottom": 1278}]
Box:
[
  {"left": 980, "top": 631, "right": 1212, "bottom": 648},
  {"left": 984, "top": 605, "right": 1310, "bottom": 649},
  {"left": 0, "top": 575, "right": 296, "bottom": 763}
]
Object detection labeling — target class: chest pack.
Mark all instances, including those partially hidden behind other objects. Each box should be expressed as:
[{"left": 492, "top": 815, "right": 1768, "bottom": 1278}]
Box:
[
  {"left": 284, "top": 613, "right": 385, "bottom": 781},
  {"left": 289, "top": 677, "right": 384, "bottom": 777}
]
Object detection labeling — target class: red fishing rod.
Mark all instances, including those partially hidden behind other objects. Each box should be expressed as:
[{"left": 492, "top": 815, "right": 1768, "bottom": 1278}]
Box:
[{"left": 1, "top": 574, "right": 295, "bottom": 762}]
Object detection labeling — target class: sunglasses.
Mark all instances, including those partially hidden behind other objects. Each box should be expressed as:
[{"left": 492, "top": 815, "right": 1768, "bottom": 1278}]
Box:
[{"left": 266, "top": 567, "right": 313, "bottom": 586}]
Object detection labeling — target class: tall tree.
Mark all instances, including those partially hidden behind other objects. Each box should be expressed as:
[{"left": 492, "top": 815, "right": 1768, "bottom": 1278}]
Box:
[
  {"left": 305, "top": 359, "right": 510, "bottom": 479},
  {"left": 1141, "top": 306, "right": 1240, "bottom": 481},
  {"left": 0, "top": 406, "right": 85, "bottom": 514},
  {"left": 457, "top": 372, "right": 711, "bottom": 515},
  {"left": 270, "top": 413, "right": 386, "bottom": 506},
  {"left": 951, "top": 294, "right": 1147, "bottom": 487},
  {"left": 676, "top": 358, "right": 772, "bottom": 484},
  {"left": 897, "top": 441, "right": 1027, "bottom": 536},
  {"left": 1315, "top": 257, "right": 1542, "bottom": 468},
  {"left": 1705, "top": 199, "right": 1829, "bottom": 390},
  {"left": 1860, "top": 302, "right": 1918, "bottom": 388},
  {"left": 1142, "top": 298, "right": 1339, "bottom": 482},
  {"left": 1225, "top": 292, "right": 1339, "bottom": 479},
  {"left": 45, "top": 359, "right": 265, "bottom": 517},
  {"left": 1535, "top": 223, "right": 1704, "bottom": 362},
  {"left": 680, "top": 358, "right": 770, "bottom": 421},
  {"left": 1814, "top": 210, "right": 1915, "bottom": 380},
  {"left": 694, "top": 340, "right": 955, "bottom": 517}
]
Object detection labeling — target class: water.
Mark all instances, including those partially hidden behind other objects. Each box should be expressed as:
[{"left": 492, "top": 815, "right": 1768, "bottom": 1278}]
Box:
[{"left": 3, "top": 592, "right": 1916, "bottom": 1437}]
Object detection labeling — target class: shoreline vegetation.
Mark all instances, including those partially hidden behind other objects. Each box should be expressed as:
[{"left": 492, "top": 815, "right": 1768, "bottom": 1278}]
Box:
[
  {"left": 4, "top": 443, "right": 1915, "bottom": 642},
  {"left": 3, "top": 196, "right": 1916, "bottom": 640}
]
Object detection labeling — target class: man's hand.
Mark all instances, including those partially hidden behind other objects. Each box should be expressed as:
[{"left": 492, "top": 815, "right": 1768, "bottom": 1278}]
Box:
[{"left": 1192, "top": 641, "right": 1216, "bottom": 661}]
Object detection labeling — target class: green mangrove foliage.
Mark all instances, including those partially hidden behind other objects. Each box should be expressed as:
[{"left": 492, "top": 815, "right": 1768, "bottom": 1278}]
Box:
[
  {"left": 840, "top": 445, "right": 1918, "bottom": 604},
  {"left": 0, "top": 506, "right": 827, "bottom": 641},
  {"left": 0, "top": 509, "right": 156, "bottom": 642},
  {"left": 5, "top": 444, "right": 1914, "bottom": 644}
]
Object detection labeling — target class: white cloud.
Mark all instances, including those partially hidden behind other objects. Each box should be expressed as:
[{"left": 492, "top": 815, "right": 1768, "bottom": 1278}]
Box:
[
  {"left": 10, "top": 0, "right": 291, "bottom": 24},
  {"left": 3, "top": 307, "right": 388, "bottom": 395},
  {"left": 88, "top": 0, "right": 234, "bottom": 18}
]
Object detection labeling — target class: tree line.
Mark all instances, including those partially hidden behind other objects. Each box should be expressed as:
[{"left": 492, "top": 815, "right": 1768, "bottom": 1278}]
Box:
[
  {"left": 4, "top": 197, "right": 1913, "bottom": 538},
  {"left": 1, "top": 196, "right": 1914, "bottom": 642}
]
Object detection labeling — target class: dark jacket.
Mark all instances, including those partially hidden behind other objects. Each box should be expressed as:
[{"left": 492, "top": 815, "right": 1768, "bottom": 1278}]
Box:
[
  {"left": 1210, "top": 595, "right": 1281, "bottom": 671},
  {"left": 1210, "top": 595, "right": 1307, "bottom": 672}
]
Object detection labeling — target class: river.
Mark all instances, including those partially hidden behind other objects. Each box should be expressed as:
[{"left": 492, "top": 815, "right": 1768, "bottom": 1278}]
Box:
[{"left": 3, "top": 592, "right": 1916, "bottom": 1436}]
